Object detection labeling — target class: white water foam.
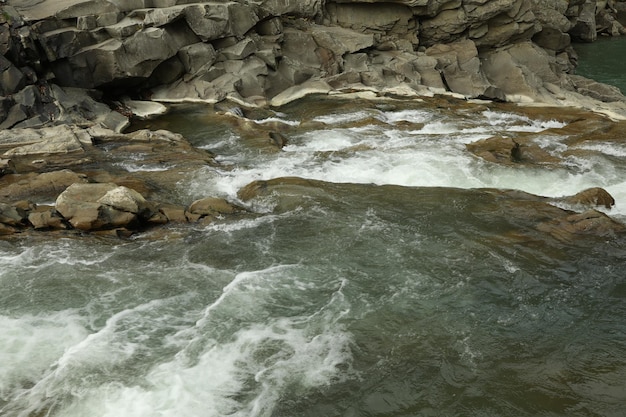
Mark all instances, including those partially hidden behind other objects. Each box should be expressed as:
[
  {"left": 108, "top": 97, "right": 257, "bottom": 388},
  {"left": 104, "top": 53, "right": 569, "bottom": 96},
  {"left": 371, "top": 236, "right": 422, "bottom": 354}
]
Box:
[
  {"left": 575, "top": 141, "right": 626, "bottom": 157},
  {"left": 180, "top": 107, "right": 626, "bottom": 219},
  {"left": 5, "top": 264, "right": 355, "bottom": 417},
  {"left": 0, "top": 312, "right": 88, "bottom": 402}
]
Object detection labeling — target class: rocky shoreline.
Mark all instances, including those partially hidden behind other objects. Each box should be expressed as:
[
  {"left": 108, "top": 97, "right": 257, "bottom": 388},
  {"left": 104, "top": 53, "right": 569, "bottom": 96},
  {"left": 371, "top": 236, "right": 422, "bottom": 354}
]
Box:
[{"left": 1, "top": 0, "right": 626, "bottom": 240}]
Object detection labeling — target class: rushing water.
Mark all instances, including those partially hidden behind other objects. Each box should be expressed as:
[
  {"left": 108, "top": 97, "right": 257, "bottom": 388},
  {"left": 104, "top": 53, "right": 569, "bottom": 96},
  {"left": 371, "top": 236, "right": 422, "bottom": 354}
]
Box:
[
  {"left": 574, "top": 36, "right": 626, "bottom": 94},
  {"left": 2, "top": 99, "right": 626, "bottom": 417}
]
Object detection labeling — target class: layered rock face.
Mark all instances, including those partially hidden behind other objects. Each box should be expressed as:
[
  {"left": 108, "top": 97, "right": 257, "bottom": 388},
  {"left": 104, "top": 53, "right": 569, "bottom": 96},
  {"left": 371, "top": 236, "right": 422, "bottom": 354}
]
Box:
[{"left": 1, "top": 0, "right": 625, "bottom": 124}]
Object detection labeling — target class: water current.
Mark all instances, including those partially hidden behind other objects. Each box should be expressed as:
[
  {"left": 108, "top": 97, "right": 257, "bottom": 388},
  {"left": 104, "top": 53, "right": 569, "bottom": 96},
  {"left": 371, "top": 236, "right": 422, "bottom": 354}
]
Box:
[{"left": 1, "top": 97, "right": 626, "bottom": 417}]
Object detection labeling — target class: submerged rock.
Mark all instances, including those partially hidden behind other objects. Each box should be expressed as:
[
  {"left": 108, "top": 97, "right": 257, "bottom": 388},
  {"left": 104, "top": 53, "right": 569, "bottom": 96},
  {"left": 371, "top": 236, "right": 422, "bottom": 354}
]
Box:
[
  {"left": 537, "top": 209, "right": 626, "bottom": 242},
  {"left": 238, "top": 177, "right": 626, "bottom": 244}
]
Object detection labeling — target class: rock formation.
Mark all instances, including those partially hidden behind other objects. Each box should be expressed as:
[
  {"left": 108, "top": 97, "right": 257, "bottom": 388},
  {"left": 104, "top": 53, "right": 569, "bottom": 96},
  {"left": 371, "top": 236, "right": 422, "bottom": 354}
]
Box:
[{"left": 0, "top": 0, "right": 625, "bottom": 125}]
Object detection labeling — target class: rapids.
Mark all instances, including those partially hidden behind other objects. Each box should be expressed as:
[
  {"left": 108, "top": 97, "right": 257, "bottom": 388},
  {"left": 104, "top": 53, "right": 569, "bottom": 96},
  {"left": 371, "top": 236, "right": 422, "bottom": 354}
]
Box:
[{"left": 1, "top": 98, "right": 626, "bottom": 417}]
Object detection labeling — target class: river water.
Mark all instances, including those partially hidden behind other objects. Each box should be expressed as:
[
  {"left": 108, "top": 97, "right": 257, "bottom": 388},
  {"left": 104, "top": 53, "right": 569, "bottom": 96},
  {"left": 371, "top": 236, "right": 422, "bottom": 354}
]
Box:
[
  {"left": 574, "top": 36, "right": 626, "bottom": 94},
  {"left": 1, "top": 97, "right": 626, "bottom": 417}
]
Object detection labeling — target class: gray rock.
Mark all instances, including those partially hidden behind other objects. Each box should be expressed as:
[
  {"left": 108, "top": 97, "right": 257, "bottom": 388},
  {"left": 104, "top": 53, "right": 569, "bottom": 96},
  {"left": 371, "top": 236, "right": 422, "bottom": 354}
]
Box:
[
  {"left": 0, "top": 203, "right": 26, "bottom": 226},
  {"left": 183, "top": 3, "right": 258, "bottom": 42},
  {"left": 0, "top": 104, "right": 28, "bottom": 130},
  {"left": 568, "top": 74, "right": 626, "bottom": 103},
  {"left": 481, "top": 42, "right": 562, "bottom": 103},
  {"left": 256, "top": 16, "right": 283, "bottom": 36},
  {"left": 178, "top": 42, "right": 217, "bottom": 75},
  {"left": 426, "top": 39, "right": 491, "bottom": 98},
  {"left": 218, "top": 37, "right": 257, "bottom": 61},
  {"left": 0, "top": 55, "right": 25, "bottom": 95},
  {"left": 55, "top": 183, "right": 151, "bottom": 231},
  {"left": 97, "top": 185, "right": 151, "bottom": 215},
  {"left": 569, "top": 0, "right": 597, "bottom": 42},
  {"left": 188, "top": 196, "right": 242, "bottom": 217},
  {"left": 256, "top": 0, "right": 323, "bottom": 17},
  {"left": 0, "top": 125, "right": 92, "bottom": 156}
]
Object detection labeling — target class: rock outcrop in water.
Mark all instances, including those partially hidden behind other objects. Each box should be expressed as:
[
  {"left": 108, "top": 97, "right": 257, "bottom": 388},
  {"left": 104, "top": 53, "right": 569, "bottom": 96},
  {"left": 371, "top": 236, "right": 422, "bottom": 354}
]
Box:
[{"left": 238, "top": 177, "right": 626, "bottom": 243}]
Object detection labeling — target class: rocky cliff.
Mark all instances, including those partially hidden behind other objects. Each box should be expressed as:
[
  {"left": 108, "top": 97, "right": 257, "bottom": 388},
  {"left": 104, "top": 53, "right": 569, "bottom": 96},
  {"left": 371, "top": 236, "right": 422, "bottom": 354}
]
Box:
[{"left": 1, "top": 0, "right": 626, "bottom": 130}]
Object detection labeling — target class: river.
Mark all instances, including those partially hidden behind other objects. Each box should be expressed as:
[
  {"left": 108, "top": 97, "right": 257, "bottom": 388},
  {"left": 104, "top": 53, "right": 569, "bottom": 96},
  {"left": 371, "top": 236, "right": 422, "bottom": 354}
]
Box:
[
  {"left": 574, "top": 36, "right": 626, "bottom": 93},
  {"left": 1, "top": 96, "right": 626, "bottom": 417}
]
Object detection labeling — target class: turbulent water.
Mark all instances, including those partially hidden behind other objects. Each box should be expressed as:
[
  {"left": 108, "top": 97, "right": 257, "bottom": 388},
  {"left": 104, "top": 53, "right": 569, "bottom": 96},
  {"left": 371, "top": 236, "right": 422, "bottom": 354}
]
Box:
[{"left": 2, "top": 98, "right": 626, "bottom": 417}]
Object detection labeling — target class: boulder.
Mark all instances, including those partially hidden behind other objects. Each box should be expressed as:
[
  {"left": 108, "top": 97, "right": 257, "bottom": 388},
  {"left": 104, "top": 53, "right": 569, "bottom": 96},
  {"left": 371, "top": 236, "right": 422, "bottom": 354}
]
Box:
[
  {"left": 466, "top": 136, "right": 562, "bottom": 166},
  {"left": 97, "top": 185, "right": 152, "bottom": 215},
  {"left": 270, "top": 79, "right": 332, "bottom": 106},
  {"left": 257, "top": 0, "right": 323, "bottom": 17},
  {"left": 530, "top": 0, "right": 572, "bottom": 51},
  {"left": 187, "top": 196, "right": 243, "bottom": 217},
  {"left": 0, "top": 158, "right": 15, "bottom": 176},
  {"left": 0, "top": 55, "right": 26, "bottom": 95},
  {"left": 420, "top": 8, "right": 469, "bottom": 46},
  {"left": 121, "top": 99, "right": 168, "bottom": 119},
  {"left": 178, "top": 42, "right": 217, "bottom": 75},
  {"left": 55, "top": 183, "right": 153, "bottom": 231},
  {"left": 559, "top": 187, "right": 616, "bottom": 209}
]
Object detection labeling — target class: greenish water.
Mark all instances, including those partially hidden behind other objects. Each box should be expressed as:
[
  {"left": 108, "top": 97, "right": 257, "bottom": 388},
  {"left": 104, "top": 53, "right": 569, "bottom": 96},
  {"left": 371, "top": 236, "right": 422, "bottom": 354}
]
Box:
[
  {"left": 574, "top": 36, "right": 626, "bottom": 93},
  {"left": 2, "top": 101, "right": 626, "bottom": 417}
]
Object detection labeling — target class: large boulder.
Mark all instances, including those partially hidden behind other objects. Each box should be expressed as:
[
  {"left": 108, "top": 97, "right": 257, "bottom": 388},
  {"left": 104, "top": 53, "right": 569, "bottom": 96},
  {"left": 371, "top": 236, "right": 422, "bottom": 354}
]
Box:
[
  {"left": 55, "top": 183, "right": 154, "bottom": 231},
  {"left": 257, "top": 0, "right": 323, "bottom": 17},
  {"left": 186, "top": 196, "right": 245, "bottom": 223}
]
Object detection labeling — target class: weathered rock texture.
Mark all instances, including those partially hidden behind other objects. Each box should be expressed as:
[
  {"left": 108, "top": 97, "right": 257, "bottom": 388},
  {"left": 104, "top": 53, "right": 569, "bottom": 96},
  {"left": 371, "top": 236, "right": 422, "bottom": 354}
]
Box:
[
  {"left": 0, "top": 124, "right": 246, "bottom": 235},
  {"left": 1, "top": 0, "right": 625, "bottom": 125}
]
